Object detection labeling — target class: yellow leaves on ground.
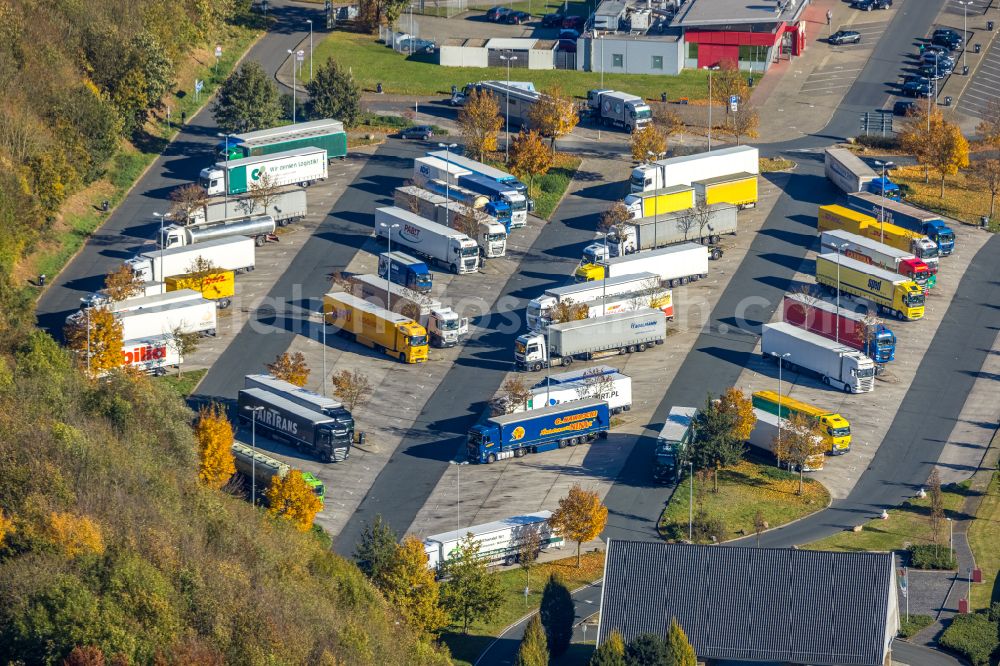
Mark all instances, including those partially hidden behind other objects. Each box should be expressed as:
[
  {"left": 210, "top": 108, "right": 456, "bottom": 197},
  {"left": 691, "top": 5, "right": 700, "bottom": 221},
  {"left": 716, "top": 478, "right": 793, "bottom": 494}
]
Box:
[
  {"left": 196, "top": 402, "right": 235, "bottom": 489},
  {"left": 267, "top": 470, "right": 323, "bottom": 531},
  {"left": 47, "top": 511, "right": 104, "bottom": 558}
]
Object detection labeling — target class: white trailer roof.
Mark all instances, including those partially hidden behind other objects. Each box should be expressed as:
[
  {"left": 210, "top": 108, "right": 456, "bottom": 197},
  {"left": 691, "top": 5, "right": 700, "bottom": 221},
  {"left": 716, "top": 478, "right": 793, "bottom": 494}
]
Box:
[
  {"left": 543, "top": 272, "right": 660, "bottom": 298},
  {"left": 658, "top": 406, "right": 697, "bottom": 442},
  {"left": 816, "top": 252, "right": 906, "bottom": 283},
  {"left": 764, "top": 322, "right": 860, "bottom": 354},
  {"left": 233, "top": 119, "right": 344, "bottom": 144},
  {"left": 350, "top": 274, "right": 439, "bottom": 306},
  {"left": 605, "top": 242, "right": 704, "bottom": 266},
  {"left": 424, "top": 511, "right": 553, "bottom": 545},
  {"left": 542, "top": 365, "right": 621, "bottom": 386},
  {"left": 140, "top": 235, "right": 252, "bottom": 260},
  {"left": 219, "top": 146, "right": 327, "bottom": 169},
  {"left": 821, "top": 229, "right": 912, "bottom": 260},
  {"left": 655, "top": 145, "right": 757, "bottom": 168}
]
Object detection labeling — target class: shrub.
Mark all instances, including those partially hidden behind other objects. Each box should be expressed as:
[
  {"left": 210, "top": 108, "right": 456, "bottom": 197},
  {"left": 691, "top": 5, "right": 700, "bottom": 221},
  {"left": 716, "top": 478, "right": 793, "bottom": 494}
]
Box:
[
  {"left": 939, "top": 612, "right": 999, "bottom": 666},
  {"left": 691, "top": 510, "right": 725, "bottom": 544},
  {"left": 854, "top": 135, "right": 900, "bottom": 150},
  {"left": 898, "top": 614, "right": 933, "bottom": 638},
  {"left": 908, "top": 544, "right": 956, "bottom": 570}
]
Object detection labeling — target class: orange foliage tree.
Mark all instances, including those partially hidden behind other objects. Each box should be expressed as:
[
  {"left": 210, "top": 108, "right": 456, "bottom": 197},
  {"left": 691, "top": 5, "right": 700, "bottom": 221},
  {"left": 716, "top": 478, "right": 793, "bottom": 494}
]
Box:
[
  {"left": 195, "top": 403, "right": 235, "bottom": 489},
  {"left": 63, "top": 306, "right": 123, "bottom": 377},
  {"left": 266, "top": 351, "right": 310, "bottom": 387},
  {"left": 549, "top": 484, "right": 608, "bottom": 567},
  {"left": 103, "top": 263, "right": 145, "bottom": 302},
  {"left": 47, "top": 511, "right": 105, "bottom": 558},
  {"left": 718, "top": 387, "right": 756, "bottom": 441},
  {"left": 630, "top": 123, "right": 667, "bottom": 162},
  {"left": 266, "top": 470, "right": 323, "bottom": 531},
  {"left": 509, "top": 129, "right": 552, "bottom": 194},
  {"left": 459, "top": 89, "right": 503, "bottom": 162},
  {"left": 528, "top": 86, "right": 579, "bottom": 152}
]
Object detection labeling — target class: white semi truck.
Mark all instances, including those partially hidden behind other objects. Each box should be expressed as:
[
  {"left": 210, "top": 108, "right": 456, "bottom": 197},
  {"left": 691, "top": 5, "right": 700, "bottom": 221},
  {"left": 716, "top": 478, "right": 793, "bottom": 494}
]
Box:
[
  {"left": 423, "top": 511, "right": 560, "bottom": 572},
  {"left": 412, "top": 156, "right": 469, "bottom": 187},
  {"left": 514, "top": 308, "right": 665, "bottom": 371},
  {"left": 394, "top": 185, "right": 507, "bottom": 258},
  {"left": 575, "top": 243, "right": 710, "bottom": 287},
  {"left": 747, "top": 408, "right": 825, "bottom": 471},
  {"left": 824, "top": 147, "right": 877, "bottom": 194},
  {"left": 159, "top": 215, "right": 276, "bottom": 249},
  {"left": 118, "top": 297, "right": 218, "bottom": 339},
  {"left": 119, "top": 334, "right": 182, "bottom": 375},
  {"left": 521, "top": 367, "right": 632, "bottom": 414},
  {"left": 374, "top": 207, "right": 480, "bottom": 274},
  {"left": 630, "top": 145, "right": 759, "bottom": 193},
  {"left": 348, "top": 273, "right": 468, "bottom": 348},
  {"left": 586, "top": 89, "right": 652, "bottom": 132},
  {"left": 761, "top": 322, "right": 876, "bottom": 394},
  {"left": 168, "top": 187, "right": 307, "bottom": 227},
  {"left": 583, "top": 203, "right": 737, "bottom": 263},
  {"left": 126, "top": 236, "right": 255, "bottom": 282},
  {"left": 526, "top": 272, "right": 661, "bottom": 330},
  {"left": 199, "top": 147, "right": 328, "bottom": 197}
]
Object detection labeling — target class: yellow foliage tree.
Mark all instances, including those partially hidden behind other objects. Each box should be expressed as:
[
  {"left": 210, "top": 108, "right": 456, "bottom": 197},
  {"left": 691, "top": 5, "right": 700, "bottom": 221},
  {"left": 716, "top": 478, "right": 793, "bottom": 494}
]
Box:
[
  {"left": 630, "top": 124, "right": 667, "bottom": 163},
  {"left": 459, "top": 89, "right": 503, "bottom": 162},
  {"left": 267, "top": 470, "right": 323, "bottom": 531},
  {"left": 509, "top": 130, "right": 552, "bottom": 196},
  {"left": 772, "top": 413, "right": 825, "bottom": 495},
  {"left": 63, "top": 306, "right": 123, "bottom": 377},
  {"left": 103, "top": 263, "right": 145, "bottom": 301},
  {"left": 382, "top": 535, "right": 449, "bottom": 637},
  {"left": 195, "top": 402, "right": 235, "bottom": 489},
  {"left": 528, "top": 86, "right": 579, "bottom": 152},
  {"left": 0, "top": 508, "right": 14, "bottom": 547},
  {"left": 549, "top": 484, "right": 608, "bottom": 567},
  {"left": 925, "top": 117, "right": 970, "bottom": 197},
  {"left": 47, "top": 511, "right": 105, "bottom": 558},
  {"left": 266, "top": 351, "right": 310, "bottom": 387},
  {"left": 718, "top": 387, "right": 756, "bottom": 441}
]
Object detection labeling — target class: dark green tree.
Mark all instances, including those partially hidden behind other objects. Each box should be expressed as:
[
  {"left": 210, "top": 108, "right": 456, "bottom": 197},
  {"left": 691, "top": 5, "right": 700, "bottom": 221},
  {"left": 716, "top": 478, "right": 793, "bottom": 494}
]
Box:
[
  {"left": 440, "top": 533, "right": 504, "bottom": 633},
  {"left": 539, "top": 573, "right": 574, "bottom": 657},
  {"left": 515, "top": 614, "right": 549, "bottom": 666},
  {"left": 353, "top": 514, "right": 398, "bottom": 585},
  {"left": 306, "top": 58, "right": 361, "bottom": 126},
  {"left": 590, "top": 629, "right": 626, "bottom": 666},
  {"left": 212, "top": 61, "right": 282, "bottom": 133},
  {"left": 666, "top": 617, "right": 697, "bottom": 666},
  {"left": 689, "top": 393, "right": 745, "bottom": 492},
  {"left": 625, "top": 633, "right": 671, "bottom": 666}
]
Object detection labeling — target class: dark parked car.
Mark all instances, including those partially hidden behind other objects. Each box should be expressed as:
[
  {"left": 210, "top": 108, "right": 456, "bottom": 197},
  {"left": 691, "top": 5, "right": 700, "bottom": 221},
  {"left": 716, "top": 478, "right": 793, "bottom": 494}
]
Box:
[
  {"left": 829, "top": 30, "right": 862, "bottom": 45},
  {"left": 851, "top": 0, "right": 890, "bottom": 10},
  {"left": 541, "top": 11, "right": 565, "bottom": 27},
  {"left": 918, "top": 65, "right": 947, "bottom": 80},
  {"left": 557, "top": 38, "right": 577, "bottom": 53},
  {"left": 931, "top": 29, "right": 962, "bottom": 49},
  {"left": 504, "top": 10, "right": 530, "bottom": 24},
  {"left": 485, "top": 6, "right": 512, "bottom": 21},
  {"left": 561, "top": 15, "right": 584, "bottom": 30},
  {"left": 400, "top": 125, "right": 435, "bottom": 140},
  {"left": 558, "top": 28, "right": 580, "bottom": 41},
  {"left": 893, "top": 101, "right": 918, "bottom": 116},
  {"left": 901, "top": 77, "right": 933, "bottom": 97},
  {"left": 922, "top": 44, "right": 953, "bottom": 57}
]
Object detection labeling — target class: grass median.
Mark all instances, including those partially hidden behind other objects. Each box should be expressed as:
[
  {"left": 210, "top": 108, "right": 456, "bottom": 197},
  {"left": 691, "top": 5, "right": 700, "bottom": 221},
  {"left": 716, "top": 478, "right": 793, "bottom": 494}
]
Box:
[
  {"left": 968, "top": 470, "right": 1000, "bottom": 610},
  {"left": 891, "top": 164, "right": 994, "bottom": 227},
  {"left": 658, "top": 461, "right": 830, "bottom": 543},
  {"left": 154, "top": 369, "right": 209, "bottom": 399},
  {"left": 310, "top": 31, "right": 710, "bottom": 101},
  {"left": 440, "top": 550, "right": 604, "bottom": 666}
]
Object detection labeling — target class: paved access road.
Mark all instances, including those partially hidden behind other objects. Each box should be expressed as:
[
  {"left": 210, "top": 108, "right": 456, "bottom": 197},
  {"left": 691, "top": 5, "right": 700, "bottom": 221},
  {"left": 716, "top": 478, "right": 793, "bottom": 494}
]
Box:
[{"left": 34, "top": 1, "right": 324, "bottom": 335}]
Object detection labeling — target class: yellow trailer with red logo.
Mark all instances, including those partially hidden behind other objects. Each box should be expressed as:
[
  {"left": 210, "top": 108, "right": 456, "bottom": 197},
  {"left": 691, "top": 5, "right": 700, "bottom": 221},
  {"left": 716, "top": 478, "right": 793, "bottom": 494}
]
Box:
[
  {"left": 165, "top": 270, "right": 236, "bottom": 309},
  {"left": 817, "top": 205, "right": 939, "bottom": 270},
  {"left": 815, "top": 253, "right": 925, "bottom": 321},
  {"left": 324, "top": 291, "right": 429, "bottom": 363}
]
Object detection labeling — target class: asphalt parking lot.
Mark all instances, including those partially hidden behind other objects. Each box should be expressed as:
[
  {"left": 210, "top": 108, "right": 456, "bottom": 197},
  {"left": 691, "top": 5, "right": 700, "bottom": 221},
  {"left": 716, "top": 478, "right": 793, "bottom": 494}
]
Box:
[{"left": 957, "top": 34, "right": 1000, "bottom": 117}]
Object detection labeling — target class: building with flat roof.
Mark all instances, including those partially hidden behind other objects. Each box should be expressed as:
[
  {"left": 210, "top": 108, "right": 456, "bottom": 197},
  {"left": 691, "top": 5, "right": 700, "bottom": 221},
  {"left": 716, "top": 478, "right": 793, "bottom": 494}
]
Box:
[{"left": 598, "top": 540, "right": 900, "bottom": 666}]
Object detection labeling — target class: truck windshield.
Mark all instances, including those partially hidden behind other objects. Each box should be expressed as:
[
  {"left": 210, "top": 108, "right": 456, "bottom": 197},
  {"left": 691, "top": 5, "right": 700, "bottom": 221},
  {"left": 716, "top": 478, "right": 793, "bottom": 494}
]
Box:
[
  {"left": 198, "top": 176, "right": 213, "bottom": 190},
  {"left": 409, "top": 334, "right": 428, "bottom": 347},
  {"left": 636, "top": 108, "right": 652, "bottom": 119},
  {"left": 630, "top": 173, "right": 647, "bottom": 189},
  {"left": 509, "top": 198, "right": 527, "bottom": 212},
  {"left": 829, "top": 426, "right": 851, "bottom": 437},
  {"left": 461, "top": 246, "right": 479, "bottom": 257},
  {"left": 907, "top": 291, "right": 925, "bottom": 307},
  {"left": 312, "top": 484, "right": 325, "bottom": 499},
  {"left": 857, "top": 366, "right": 876, "bottom": 378},
  {"left": 416, "top": 276, "right": 432, "bottom": 288},
  {"left": 919, "top": 244, "right": 939, "bottom": 259},
  {"left": 488, "top": 233, "right": 506, "bottom": 242},
  {"left": 939, "top": 231, "right": 954, "bottom": 243},
  {"left": 439, "top": 318, "right": 458, "bottom": 330},
  {"left": 877, "top": 333, "right": 896, "bottom": 347}
]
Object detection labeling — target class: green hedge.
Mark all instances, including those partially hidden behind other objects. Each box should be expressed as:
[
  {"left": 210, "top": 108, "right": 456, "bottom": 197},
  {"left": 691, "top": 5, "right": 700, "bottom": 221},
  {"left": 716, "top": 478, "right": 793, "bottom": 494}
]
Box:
[
  {"left": 908, "top": 544, "right": 956, "bottom": 570},
  {"left": 898, "top": 614, "right": 933, "bottom": 638},
  {"left": 939, "top": 613, "right": 999, "bottom": 666}
]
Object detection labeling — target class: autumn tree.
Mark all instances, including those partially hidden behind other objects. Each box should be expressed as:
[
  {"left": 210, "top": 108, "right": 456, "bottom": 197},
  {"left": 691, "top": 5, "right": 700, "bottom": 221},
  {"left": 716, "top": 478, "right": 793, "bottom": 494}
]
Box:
[
  {"left": 540, "top": 573, "right": 574, "bottom": 656},
  {"left": 0, "top": 509, "right": 15, "bottom": 548},
  {"left": 718, "top": 387, "right": 756, "bottom": 441},
  {"left": 970, "top": 158, "right": 1000, "bottom": 221},
  {"left": 689, "top": 394, "right": 744, "bottom": 492},
  {"left": 517, "top": 524, "right": 543, "bottom": 593},
  {"left": 731, "top": 101, "right": 760, "bottom": 145},
  {"left": 195, "top": 403, "right": 235, "bottom": 489},
  {"left": 331, "top": 368, "right": 374, "bottom": 411},
  {"left": 440, "top": 533, "right": 505, "bottom": 633},
  {"left": 382, "top": 535, "right": 448, "bottom": 637},
  {"left": 549, "top": 484, "right": 608, "bottom": 567},
  {"left": 247, "top": 169, "right": 280, "bottom": 217},
  {"left": 976, "top": 97, "right": 1000, "bottom": 152},
  {"left": 753, "top": 509, "right": 767, "bottom": 546},
  {"left": 357, "top": 0, "right": 411, "bottom": 33},
  {"left": 630, "top": 124, "right": 667, "bottom": 163},
  {"left": 497, "top": 376, "right": 533, "bottom": 415},
  {"left": 63, "top": 646, "right": 107, "bottom": 666},
  {"left": 266, "top": 470, "right": 323, "bottom": 531},
  {"left": 924, "top": 117, "right": 970, "bottom": 197},
  {"left": 63, "top": 306, "right": 123, "bottom": 377},
  {"left": 515, "top": 614, "right": 549, "bottom": 666},
  {"left": 459, "top": 89, "right": 503, "bottom": 162},
  {"left": 549, "top": 299, "right": 589, "bottom": 324},
  {"left": 166, "top": 326, "right": 201, "bottom": 377},
  {"left": 928, "top": 468, "right": 944, "bottom": 546},
  {"left": 599, "top": 200, "right": 633, "bottom": 242},
  {"left": 306, "top": 58, "right": 361, "bottom": 126},
  {"left": 169, "top": 183, "right": 208, "bottom": 224},
  {"left": 772, "top": 413, "right": 825, "bottom": 494},
  {"left": 590, "top": 630, "right": 626, "bottom": 666},
  {"left": 666, "top": 617, "right": 697, "bottom": 666},
  {"left": 528, "top": 86, "right": 579, "bottom": 152},
  {"left": 212, "top": 61, "right": 282, "bottom": 133},
  {"left": 103, "top": 263, "right": 144, "bottom": 302},
  {"left": 267, "top": 351, "right": 310, "bottom": 387},
  {"left": 509, "top": 130, "right": 552, "bottom": 194},
  {"left": 47, "top": 512, "right": 105, "bottom": 558},
  {"left": 354, "top": 514, "right": 399, "bottom": 583}
]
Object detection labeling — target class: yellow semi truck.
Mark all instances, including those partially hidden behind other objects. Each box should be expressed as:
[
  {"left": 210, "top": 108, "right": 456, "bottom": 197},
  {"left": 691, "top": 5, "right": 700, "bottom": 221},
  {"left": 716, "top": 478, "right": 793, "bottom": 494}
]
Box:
[
  {"left": 815, "top": 253, "right": 925, "bottom": 321},
  {"left": 693, "top": 172, "right": 758, "bottom": 209},
  {"left": 324, "top": 292, "right": 429, "bottom": 363},
  {"left": 164, "top": 270, "right": 236, "bottom": 309},
  {"left": 817, "top": 205, "right": 939, "bottom": 271},
  {"left": 751, "top": 390, "right": 851, "bottom": 454}
]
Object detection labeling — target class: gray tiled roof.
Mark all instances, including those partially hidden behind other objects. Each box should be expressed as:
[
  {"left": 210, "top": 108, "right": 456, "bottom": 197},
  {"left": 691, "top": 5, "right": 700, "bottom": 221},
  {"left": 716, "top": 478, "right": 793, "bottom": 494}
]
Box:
[{"left": 599, "top": 541, "right": 895, "bottom": 666}]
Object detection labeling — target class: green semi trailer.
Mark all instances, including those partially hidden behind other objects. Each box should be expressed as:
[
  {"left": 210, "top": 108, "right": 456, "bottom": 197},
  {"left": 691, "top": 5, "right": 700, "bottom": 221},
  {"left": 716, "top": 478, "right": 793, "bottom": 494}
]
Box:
[
  {"left": 217, "top": 119, "right": 347, "bottom": 161},
  {"left": 231, "top": 442, "right": 326, "bottom": 505}
]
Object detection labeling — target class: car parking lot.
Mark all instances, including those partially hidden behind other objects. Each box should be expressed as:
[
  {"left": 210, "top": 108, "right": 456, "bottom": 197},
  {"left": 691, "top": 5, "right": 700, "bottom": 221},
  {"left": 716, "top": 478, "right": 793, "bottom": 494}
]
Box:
[{"left": 957, "top": 34, "right": 1000, "bottom": 117}]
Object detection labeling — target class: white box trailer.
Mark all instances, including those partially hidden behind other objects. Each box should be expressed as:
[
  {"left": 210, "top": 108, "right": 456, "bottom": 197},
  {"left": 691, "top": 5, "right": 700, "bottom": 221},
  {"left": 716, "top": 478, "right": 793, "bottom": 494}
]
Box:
[
  {"left": 81, "top": 280, "right": 166, "bottom": 309},
  {"left": 375, "top": 207, "right": 480, "bottom": 274},
  {"left": 118, "top": 298, "right": 218, "bottom": 339},
  {"left": 423, "top": 511, "right": 560, "bottom": 572},
  {"left": 119, "top": 334, "right": 182, "bottom": 375},
  {"left": 747, "top": 408, "right": 824, "bottom": 471},
  {"left": 347, "top": 273, "right": 468, "bottom": 347},
  {"left": 199, "top": 147, "right": 328, "bottom": 196},
  {"left": 413, "top": 156, "right": 470, "bottom": 188},
  {"left": 824, "top": 147, "right": 877, "bottom": 194},
  {"left": 526, "top": 272, "right": 661, "bottom": 330},
  {"left": 514, "top": 308, "right": 666, "bottom": 370},
  {"left": 173, "top": 187, "right": 308, "bottom": 227},
  {"left": 126, "top": 236, "right": 255, "bottom": 282},
  {"left": 630, "top": 145, "right": 759, "bottom": 193},
  {"left": 761, "top": 322, "right": 876, "bottom": 394},
  {"left": 584, "top": 204, "right": 737, "bottom": 262},
  {"left": 578, "top": 243, "right": 710, "bottom": 288},
  {"left": 523, "top": 371, "right": 632, "bottom": 414},
  {"left": 394, "top": 186, "right": 507, "bottom": 258}
]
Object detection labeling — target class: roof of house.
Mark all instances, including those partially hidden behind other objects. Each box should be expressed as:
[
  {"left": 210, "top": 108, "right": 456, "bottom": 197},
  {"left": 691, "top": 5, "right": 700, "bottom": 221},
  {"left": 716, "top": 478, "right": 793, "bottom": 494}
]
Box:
[
  {"left": 673, "top": 0, "right": 807, "bottom": 27},
  {"left": 598, "top": 541, "right": 897, "bottom": 666}
]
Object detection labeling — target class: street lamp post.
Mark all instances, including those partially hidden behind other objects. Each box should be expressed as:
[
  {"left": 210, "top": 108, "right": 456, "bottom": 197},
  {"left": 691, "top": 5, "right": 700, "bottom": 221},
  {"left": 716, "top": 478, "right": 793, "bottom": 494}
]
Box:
[
  {"left": 773, "top": 352, "right": 791, "bottom": 464},
  {"left": 322, "top": 313, "right": 328, "bottom": 397},
  {"left": 79, "top": 299, "right": 92, "bottom": 374},
  {"left": 438, "top": 142, "right": 458, "bottom": 224},
  {"left": 287, "top": 49, "right": 297, "bottom": 123},
  {"left": 216, "top": 133, "right": 232, "bottom": 218},
  {"left": 379, "top": 222, "right": 400, "bottom": 309},
  {"left": 707, "top": 70, "right": 713, "bottom": 151},
  {"left": 152, "top": 211, "right": 166, "bottom": 276},
  {"left": 874, "top": 160, "right": 895, "bottom": 244},
  {"left": 957, "top": 2, "right": 972, "bottom": 72},
  {"left": 245, "top": 405, "right": 264, "bottom": 506},
  {"left": 307, "top": 19, "right": 314, "bottom": 81},
  {"left": 833, "top": 242, "right": 849, "bottom": 342},
  {"left": 597, "top": 232, "right": 609, "bottom": 315},
  {"left": 500, "top": 54, "right": 517, "bottom": 161},
  {"left": 648, "top": 151, "right": 665, "bottom": 247},
  {"left": 947, "top": 517, "right": 954, "bottom": 560},
  {"left": 449, "top": 460, "right": 468, "bottom": 530}
]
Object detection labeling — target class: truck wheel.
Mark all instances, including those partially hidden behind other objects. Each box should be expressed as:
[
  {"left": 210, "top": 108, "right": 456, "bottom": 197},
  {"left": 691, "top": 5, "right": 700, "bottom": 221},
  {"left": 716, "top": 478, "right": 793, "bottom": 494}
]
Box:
[
  {"left": 711, "top": 235, "right": 720, "bottom": 244},
  {"left": 679, "top": 276, "right": 689, "bottom": 286},
  {"left": 450, "top": 263, "right": 459, "bottom": 274},
  {"left": 399, "top": 352, "right": 407, "bottom": 362},
  {"left": 321, "top": 451, "right": 333, "bottom": 463},
  {"left": 514, "top": 448, "right": 525, "bottom": 458},
  {"left": 637, "top": 343, "right": 647, "bottom": 352},
  {"left": 619, "top": 347, "right": 627, "bottom": 355},
  {"left": 843, "top": 383, "right": 854, "bottom": 394},
  {"left": 255, "top": 235, "right": 265, "bottom": 247},
  {"left": 531, "top": 362, "right": 542, "bottom": 372},
  {"left": 627, "top": 345, "right": 637, "bottom": 353},
  {"left": 219, "top": 299, "right": 231, "bottom": 309},
  {"left": 562, "top": 356, "right": 573, "bottom": 366},
  {"left": 569, "top": 437, "right": 580, "bottom": 446},
  {"left": 896, "top": 310, "right": 906, "bottom": 321},
  {"left": 558, "top": 439, "right": 567, "bottom": 449},
  {"left": 487, "top": 453, "right": 497, "bottom": 464},
  {"left": 599, "top": 431, "right": 609, "bottom": 439}
]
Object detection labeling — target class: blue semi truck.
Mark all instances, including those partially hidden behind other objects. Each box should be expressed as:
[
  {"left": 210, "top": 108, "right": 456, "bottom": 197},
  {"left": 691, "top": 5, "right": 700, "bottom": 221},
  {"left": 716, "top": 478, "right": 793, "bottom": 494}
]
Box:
[
  {"left": 458, "top": 174, "right": 529, "bottom": 229},
  {"left": 846, "top": 192, "right": 955, "bottom": 256},
  {"left": 467, "top": 399, "right": 611, "bottom": 464},
  {"left": 378, "top": 251, "right": 433, "bottom": 293}
]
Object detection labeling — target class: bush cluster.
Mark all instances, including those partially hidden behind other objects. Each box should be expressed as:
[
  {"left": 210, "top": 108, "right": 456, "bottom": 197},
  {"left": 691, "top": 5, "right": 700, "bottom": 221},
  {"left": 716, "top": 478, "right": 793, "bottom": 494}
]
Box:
[
  {"left": 939, "top": 612, "right": 999, "bottom": 666},
  {"left": 908, "top": 544, "right": 957, "bottom": 570}
]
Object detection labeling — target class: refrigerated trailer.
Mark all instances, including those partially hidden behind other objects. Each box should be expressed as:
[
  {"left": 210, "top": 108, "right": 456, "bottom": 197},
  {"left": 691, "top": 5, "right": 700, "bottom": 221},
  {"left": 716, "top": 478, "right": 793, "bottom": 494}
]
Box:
[
  {"left": 521, "top": 370, "right": 632, "bottom": 414},
  {"left": 824, "top": 147, "right": 877, "bottom": 194},
  {"left": 782, "top": 293, "right": 896, "bottom": 364},
  {"left": 526, "top": 272, "right": 662, "bottom": 330},
  {"left": 374, "top": 207, "right": 480, "bottom": 274},
  {"left": 630, "top": 145, "right": 758, "bottom": 193},
  {"left": 514, "top": 309, "right": 665, "bottom": 370},
  {"left": 583, "top": 204, "right": 736, "bottom": 263},
  {"left": 167, "top": 187, "right": 307, "bottom": 228},
  {"left": 199, "top": 147, "right": 328, "bottom": 196},
  {"left": 126, "top": 236, "right": 255, "bottom": 282},
  {"left": 747, "top": 408, "right": 825, "bottom": 471},
  {"left": 820, "top": 229, "right": 933, "bottom": 289},
  {"left": 423, "top": 512, "right": 560, "bottom": 572},
  {"left": 575, "top": 243, "right": 710, "bottom": 287},
  {"left": 118, "top": 298, "right": 218, "bottom": 339},
  {"left": 761, "top": 322, "right": 876, "bottom": 393}
]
